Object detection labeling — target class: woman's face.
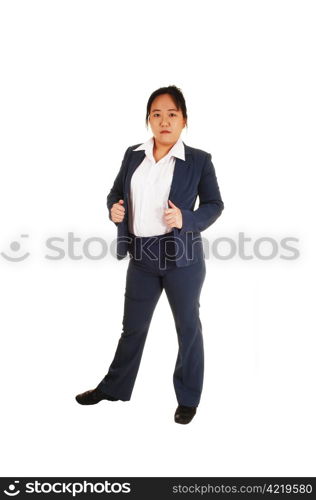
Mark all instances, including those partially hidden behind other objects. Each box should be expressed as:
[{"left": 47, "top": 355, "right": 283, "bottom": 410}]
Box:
[{"left": 148, "top": 93, "right": 186, "bottom": 146}]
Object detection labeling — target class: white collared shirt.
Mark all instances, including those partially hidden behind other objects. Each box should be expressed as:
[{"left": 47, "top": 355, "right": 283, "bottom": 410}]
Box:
[{"left": 128, "top": 136, "right": 185, "bottom": 237}]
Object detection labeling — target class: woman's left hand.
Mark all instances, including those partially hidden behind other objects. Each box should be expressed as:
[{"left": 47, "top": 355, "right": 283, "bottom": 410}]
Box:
[{"left": 164, "top": 199, "right": 183, "bottom": 229}]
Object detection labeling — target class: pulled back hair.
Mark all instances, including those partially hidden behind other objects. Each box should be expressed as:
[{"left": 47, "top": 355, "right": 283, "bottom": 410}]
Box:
[{"left": 145, "top": 85, "right": 188, "bottom": 129}]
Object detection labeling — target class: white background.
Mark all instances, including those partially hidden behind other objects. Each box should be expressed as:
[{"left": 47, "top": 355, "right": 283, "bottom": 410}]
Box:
[{"left": 0, "top": 0, "right": 315, "bottom": 477}]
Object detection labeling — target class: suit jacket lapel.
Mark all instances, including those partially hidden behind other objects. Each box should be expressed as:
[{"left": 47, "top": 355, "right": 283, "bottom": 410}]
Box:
[
  {"left": 168, "top": 143, "right": 192, "bottom": 200},
  {"left": 124, "top": 150, "right": 146, "bottom": 195}
]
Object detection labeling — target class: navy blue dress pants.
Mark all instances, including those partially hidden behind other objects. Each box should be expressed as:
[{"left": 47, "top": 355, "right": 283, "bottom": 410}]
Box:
[{"left": 96, "top": 232, "right": 206, "bottom": 407}]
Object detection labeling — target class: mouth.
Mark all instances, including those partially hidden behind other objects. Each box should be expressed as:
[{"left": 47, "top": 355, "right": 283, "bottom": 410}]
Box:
[{"left": 160, "top": 131, "right": 171, "bottom": 134}]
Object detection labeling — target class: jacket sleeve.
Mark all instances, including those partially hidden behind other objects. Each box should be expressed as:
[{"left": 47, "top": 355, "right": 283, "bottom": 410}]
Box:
[
  {"left": 179, "top": 153, "right": 224, "bottom": 234},
  {"left": 106, "top": 147, "right": 130, "bottom": 225}
]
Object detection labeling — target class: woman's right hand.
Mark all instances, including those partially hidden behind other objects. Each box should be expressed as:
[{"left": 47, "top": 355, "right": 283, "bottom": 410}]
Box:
[{"left": 110, "top": 199, "right": 125, "bottom": 223}]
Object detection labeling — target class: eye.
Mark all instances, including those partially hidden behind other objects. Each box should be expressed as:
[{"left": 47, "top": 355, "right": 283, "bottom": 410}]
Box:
[{"left": 152, "top": 112, "right": 177, "bottom": 117}]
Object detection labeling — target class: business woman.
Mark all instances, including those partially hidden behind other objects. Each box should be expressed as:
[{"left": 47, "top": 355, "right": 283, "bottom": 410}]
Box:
[{"left": 76, "top": 85, "right": 224, "bottom": 424}]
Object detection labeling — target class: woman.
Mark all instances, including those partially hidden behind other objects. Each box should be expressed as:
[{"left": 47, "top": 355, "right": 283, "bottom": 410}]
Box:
[{"left": 76, "top": 85, "right": 224, "bottom": 424}]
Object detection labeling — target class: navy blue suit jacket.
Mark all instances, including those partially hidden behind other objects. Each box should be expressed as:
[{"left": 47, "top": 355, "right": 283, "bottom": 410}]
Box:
[{"left": 107, "top": 142, "right": 224, "bottom": 267}]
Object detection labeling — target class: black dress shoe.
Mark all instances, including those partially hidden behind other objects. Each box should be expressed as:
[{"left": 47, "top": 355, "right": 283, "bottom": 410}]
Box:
[
  {"left": 174, "top": 405, "right": 197, "bottom": 424},
  {"left": 75, "top": 387, "right": 119, "bottom": 405}
]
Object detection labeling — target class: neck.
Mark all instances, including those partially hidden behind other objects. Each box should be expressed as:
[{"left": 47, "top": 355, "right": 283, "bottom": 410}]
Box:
[{"left": 153, "top": 137, "right": 178, "bottom": 155}]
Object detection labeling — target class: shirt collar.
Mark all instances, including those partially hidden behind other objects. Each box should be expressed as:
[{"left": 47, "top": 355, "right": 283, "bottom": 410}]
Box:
[{"left": 133, "top": 136, "right": 185, "bottom": 162}]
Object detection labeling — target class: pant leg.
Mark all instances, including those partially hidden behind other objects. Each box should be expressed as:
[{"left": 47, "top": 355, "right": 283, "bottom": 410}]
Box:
[
  {"left": 96, "top": 258, "right": 163, "bottom": 401},
  {"left": 163, "top": 258, "right": 206, "bottom": 407}
]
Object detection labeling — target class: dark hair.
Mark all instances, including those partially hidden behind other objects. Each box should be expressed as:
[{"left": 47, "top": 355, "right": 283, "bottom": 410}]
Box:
[{"left": 145, "top": 85, "right": 188, "bottom": 129}]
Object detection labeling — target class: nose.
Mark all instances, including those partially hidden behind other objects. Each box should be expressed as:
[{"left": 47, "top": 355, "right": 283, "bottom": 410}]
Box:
[{"left": 160, "top": 115, "right": 170, "bottom": 126}]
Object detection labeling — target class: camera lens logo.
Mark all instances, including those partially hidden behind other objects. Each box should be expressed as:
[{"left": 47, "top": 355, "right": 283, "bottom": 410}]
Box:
[
  {"left": 3, "top": 481, "right": 20, "bottom": 496},
  {"left": 1, "top": 235, "right": 30, "bottom": 262}
]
